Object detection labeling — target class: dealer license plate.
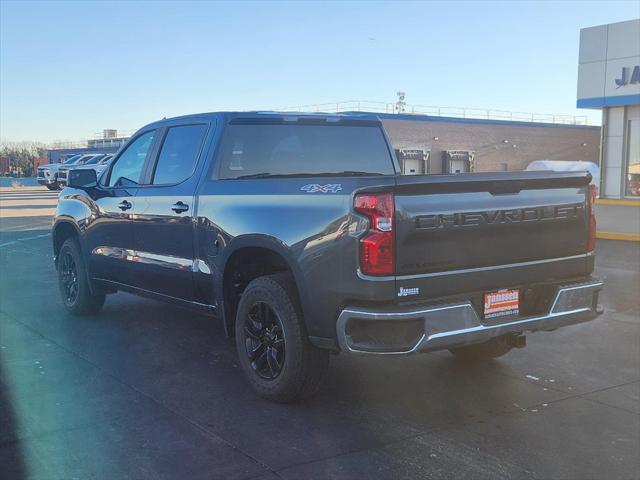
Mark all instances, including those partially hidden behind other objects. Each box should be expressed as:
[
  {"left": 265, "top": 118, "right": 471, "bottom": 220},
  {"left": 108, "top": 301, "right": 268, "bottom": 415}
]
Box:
[{"left": 484, "top": 289, "right": 519, "bottom": 319}]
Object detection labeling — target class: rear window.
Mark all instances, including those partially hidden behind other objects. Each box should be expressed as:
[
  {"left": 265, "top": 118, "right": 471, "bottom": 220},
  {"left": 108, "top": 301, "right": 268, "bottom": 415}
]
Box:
[{"left": 216, "top": 124, "right": 394, "bottom": 179}]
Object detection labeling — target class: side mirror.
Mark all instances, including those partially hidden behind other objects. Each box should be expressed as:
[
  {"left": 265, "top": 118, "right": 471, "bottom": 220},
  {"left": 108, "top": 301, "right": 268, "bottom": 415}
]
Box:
[{"left": 68, "top": 169, "right": 98, "bottom": 189}]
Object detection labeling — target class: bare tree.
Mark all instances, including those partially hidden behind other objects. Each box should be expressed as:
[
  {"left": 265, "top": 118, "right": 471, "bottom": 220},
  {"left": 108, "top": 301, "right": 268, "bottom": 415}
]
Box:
[{"left": 0, "top": 141, "right": 48, "bottom": 175}]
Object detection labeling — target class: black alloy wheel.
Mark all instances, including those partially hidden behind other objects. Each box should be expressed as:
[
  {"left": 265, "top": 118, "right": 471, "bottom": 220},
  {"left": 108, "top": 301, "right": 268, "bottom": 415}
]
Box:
[
  {"left": 234, "top": 273, "right": 329, "bottom": 402},
  {"left": 60, "top": 251, "right": 79, "bottom": 305},
  {"left": 57, "top": 237, "right": 105, "bottom": 315},
  {"left": 243, "top": 301, "right": 286, "bottom": 380}
]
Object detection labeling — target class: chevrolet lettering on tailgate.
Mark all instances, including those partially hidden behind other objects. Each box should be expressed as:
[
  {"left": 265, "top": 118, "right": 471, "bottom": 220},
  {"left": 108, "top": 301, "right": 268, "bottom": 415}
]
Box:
[{"left": 416, "top": 204, "right": 584, "bottom": 230}]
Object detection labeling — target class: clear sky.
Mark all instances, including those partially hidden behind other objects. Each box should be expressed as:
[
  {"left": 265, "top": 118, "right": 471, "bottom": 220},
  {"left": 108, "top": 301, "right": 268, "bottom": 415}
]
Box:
[{"left": 1, "top": 0, "right": 638, "bottom": 143}]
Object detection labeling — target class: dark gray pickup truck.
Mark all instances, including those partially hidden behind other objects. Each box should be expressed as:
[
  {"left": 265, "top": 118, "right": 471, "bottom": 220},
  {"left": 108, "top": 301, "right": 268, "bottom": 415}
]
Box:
[{"left": 53, "top": 112, "right": 603, "bottom": 401}]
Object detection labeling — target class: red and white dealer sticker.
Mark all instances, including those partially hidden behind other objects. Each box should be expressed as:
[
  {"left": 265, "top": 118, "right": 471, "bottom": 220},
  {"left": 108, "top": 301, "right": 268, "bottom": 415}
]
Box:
[{"left": 484, "top": 289, "right": 519, "bottom": 319}]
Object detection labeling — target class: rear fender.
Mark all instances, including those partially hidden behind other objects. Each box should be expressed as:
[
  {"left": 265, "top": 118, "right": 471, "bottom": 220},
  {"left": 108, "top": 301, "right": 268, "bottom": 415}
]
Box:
[{"left": 215, "top": 235, "right": 309, "bottom": 336}]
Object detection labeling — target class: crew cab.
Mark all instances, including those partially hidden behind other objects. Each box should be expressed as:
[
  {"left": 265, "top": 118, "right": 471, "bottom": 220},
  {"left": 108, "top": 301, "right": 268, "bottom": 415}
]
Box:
[{"left": 53, "top": 112, "right": 603, "bottom": 402}]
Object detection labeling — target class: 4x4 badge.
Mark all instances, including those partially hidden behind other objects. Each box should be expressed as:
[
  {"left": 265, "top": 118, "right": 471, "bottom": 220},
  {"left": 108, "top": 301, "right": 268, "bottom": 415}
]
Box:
[{"left": 300, "top": 184, "right": 342, "bottom": 193}]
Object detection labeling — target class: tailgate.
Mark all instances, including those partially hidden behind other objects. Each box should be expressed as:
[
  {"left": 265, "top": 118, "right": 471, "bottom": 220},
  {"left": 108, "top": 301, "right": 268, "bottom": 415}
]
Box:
[{"left": 394, "top": 171, "right": 592, "bottom": 279}]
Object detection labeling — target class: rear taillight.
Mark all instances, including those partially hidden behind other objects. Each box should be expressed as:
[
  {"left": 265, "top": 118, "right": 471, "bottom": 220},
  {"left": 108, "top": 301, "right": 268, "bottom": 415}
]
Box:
[
  {"left": 587, "top": 184, "right": 597, "bottom": 251},
  {"left": 354, "top": 193, "right": 394, "bottom": 276}
]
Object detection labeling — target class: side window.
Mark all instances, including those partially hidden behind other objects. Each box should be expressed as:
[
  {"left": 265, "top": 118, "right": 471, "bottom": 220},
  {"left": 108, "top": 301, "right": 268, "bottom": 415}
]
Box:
[
  {"left": 107, "top": 130, "right": 156, "bottom": 187},
  {"left": 152, "top": 124, "right": 207, "bottom": 185}
]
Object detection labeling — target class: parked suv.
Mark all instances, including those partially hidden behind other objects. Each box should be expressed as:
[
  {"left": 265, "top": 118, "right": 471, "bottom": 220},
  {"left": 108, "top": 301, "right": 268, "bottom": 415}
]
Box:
[{"left": 54, "top": 112, "right": 603, "bottom": 401}]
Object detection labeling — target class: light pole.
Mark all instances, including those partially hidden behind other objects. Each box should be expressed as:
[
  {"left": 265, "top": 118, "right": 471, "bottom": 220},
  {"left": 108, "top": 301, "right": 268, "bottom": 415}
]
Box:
[{"left": 396, "top": 91, "right": 406, "bottom": 113}]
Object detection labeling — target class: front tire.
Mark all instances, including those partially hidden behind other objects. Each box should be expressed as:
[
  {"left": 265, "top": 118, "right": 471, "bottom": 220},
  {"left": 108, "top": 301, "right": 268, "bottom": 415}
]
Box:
[
  {"left": 46, "top": 185, "right": 57, "bottom": 191},
  {"left": 235, "top": 273, "right": 329, "bottom": 402},
  {"left": 449, "top": 335, "right": 513, "bottom": 361},
  {"left": 57, "top": 237, "right": 105, "bottom": 315}
]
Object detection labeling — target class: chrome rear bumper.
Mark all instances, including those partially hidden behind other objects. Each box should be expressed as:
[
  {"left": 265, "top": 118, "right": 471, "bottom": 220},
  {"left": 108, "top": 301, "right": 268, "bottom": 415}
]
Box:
[{"left": 336, "top": 279, "right": 603, "bottom": 354}]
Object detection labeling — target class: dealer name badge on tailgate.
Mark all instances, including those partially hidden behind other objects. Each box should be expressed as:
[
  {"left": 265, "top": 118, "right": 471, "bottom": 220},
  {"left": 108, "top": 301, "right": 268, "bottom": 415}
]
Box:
[{"left": 484, "top": 289, "right": 519, "bottom": 319}]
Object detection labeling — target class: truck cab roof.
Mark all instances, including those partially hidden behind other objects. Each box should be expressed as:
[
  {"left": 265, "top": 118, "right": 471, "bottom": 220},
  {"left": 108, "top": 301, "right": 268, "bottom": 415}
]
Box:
[{"left": 144, "top": 111, "right": 383, "bottom": 130}]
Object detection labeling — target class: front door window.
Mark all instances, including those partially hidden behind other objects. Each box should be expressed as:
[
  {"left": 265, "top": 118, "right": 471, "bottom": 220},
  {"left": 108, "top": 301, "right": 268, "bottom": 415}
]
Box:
[{"left": 107, "top": 130, "right": 156, "bottom": 187}]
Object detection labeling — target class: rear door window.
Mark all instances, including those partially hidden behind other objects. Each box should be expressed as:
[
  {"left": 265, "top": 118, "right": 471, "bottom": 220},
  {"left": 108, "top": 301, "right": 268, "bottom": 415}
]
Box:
[
  {"left": 152, "top": 124, "right": 207, "bottom": 185},
  {"left": 216, "top": 124, "right": 394, "bottom": 179}
]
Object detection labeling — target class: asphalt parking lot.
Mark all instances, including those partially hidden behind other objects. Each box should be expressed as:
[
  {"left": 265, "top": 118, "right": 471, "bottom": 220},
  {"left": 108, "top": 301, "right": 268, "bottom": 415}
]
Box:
[{"left": 0, "top": 186, "right": 639, "bottom": 480}]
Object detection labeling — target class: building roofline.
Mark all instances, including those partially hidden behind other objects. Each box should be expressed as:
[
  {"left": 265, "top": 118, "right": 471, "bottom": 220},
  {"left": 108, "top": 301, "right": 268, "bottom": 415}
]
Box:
[
  {"left": 580, "top": 18, "right": 640, "bottom": 32},
  {"left": 367, "top": 112, "right": 601, "bottom": 130}
]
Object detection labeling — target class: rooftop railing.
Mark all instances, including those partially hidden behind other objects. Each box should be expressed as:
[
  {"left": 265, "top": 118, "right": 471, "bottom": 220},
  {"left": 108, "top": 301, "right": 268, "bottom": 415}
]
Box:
[
  {"left": 49, "top": 130, "right": 135, "bottom": 150},
  {"left": 276, "top": 100, "right": 591, "bottom": 126}
]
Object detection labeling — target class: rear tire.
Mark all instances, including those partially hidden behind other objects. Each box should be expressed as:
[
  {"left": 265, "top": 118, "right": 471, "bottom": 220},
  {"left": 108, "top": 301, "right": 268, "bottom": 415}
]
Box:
[
  {"left": 235, "top": 273, "right": 329, "bottom": 402},
  {"left": 449, "top": 335, "right": 513, "bottom": 361},
  {"left": 57, "top": 237, "right": 105, "bottom": 315}
]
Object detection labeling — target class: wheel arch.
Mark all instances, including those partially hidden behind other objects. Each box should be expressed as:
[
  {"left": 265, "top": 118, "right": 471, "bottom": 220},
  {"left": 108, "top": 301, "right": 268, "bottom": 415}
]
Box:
[
  {"left": 218, "top": 235, "right": 308, "bottom": 337},
  {"left": 52, "top": 219, "right": 82, "bottom": 262}
]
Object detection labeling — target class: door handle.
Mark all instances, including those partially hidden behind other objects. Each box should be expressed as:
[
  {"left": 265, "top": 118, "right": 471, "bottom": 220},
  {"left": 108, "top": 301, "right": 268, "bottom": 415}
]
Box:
[
  {"left": 118, "top": 200, "right": 132, "bottom": 211},
  {"left": 171, "top": 201, "right": 189, "bottom": 213}
]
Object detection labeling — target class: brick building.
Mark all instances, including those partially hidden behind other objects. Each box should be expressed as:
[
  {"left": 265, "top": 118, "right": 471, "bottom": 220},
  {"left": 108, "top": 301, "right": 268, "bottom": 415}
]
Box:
[{"left": 378, "top": 113, "right": 600, "bottom": 174}]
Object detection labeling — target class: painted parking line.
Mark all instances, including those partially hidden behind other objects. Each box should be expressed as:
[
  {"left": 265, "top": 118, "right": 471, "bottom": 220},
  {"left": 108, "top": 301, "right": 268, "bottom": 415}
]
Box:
[{"left": 0, "top": 233, "right": 52, "bottom": 248}]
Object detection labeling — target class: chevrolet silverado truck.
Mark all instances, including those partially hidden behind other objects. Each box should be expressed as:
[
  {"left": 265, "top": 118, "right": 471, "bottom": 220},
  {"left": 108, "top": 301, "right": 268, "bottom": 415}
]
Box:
[{"left": 53, "top": 112, "right": 603, "bottom": 402}]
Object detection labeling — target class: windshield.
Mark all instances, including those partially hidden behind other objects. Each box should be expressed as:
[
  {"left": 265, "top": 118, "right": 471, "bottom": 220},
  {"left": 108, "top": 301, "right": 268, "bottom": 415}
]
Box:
[
  {"left": 63, "top": 155, "right": 81, "bottom": 164},
  {"left": 75, "top": 155, "right": 94, "bottom": 165},
  {"left": 84, "top": 154, "right": 106, "bottom": 165}
]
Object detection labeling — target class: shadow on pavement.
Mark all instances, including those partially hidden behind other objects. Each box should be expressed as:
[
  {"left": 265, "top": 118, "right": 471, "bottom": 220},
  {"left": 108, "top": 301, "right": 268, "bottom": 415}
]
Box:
[{"left": 0, "top": 358, "right": 27, "bottom": 480}]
